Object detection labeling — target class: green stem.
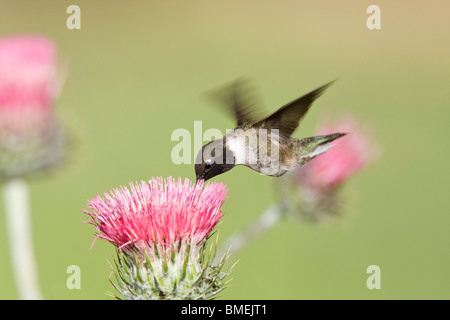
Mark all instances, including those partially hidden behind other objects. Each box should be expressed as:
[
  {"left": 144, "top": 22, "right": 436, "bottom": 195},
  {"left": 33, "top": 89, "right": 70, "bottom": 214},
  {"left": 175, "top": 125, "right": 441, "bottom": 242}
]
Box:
[
  {"left": 215, "top": 203, "right": 285, "bottom": 263},
  {"left": 3, "top": 179, "right": 42, "bottom": 300}
]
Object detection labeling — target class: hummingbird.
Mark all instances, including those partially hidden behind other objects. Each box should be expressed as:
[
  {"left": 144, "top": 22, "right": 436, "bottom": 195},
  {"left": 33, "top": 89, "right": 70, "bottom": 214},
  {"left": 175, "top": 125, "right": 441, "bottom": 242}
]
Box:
[{"left": 195, "top": 79, "right": 346, "bottom": 182}]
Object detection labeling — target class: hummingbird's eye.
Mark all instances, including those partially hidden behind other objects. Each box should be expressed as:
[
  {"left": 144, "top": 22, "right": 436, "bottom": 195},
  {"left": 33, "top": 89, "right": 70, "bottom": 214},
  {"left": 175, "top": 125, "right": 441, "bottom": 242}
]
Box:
[{"left": 205, "top": 161, "right": 212, "bottom": 170}]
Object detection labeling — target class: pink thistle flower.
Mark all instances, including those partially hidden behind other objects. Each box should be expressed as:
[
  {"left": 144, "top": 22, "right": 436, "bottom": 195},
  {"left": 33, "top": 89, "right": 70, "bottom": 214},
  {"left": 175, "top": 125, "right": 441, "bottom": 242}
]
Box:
[
  {"left": 85, "top": 177, "right": 228, "bottom": 252},
  {"left": 0, "top": 36, "right": 58, "bottom": 131},
  {"left": 295, "top": 115, "right": 380, "bottom": 192},
  {"left": 0, "top": 35, "right": 67, "bottom": 180},
  {"left": 84, "top": 177, "right": 231, "bottom": 300}
]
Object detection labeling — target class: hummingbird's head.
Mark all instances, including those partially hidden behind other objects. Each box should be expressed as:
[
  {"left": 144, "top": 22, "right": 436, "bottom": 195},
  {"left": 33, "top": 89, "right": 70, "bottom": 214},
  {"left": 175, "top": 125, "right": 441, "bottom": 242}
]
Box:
[{"left": 195, "top": 140, "right": 235, "bottom": 182}]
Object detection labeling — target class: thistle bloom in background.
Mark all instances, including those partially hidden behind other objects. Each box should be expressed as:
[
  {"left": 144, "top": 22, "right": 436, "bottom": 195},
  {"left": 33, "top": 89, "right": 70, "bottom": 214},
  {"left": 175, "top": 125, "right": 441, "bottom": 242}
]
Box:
[
  {"left": 0, "top": 35, "right": 67, "bottom": 179},
  {"left": 0, "top": 35, "right": 68, "bottom": 300},
  {"left": 278, "top": 115, "right": 380, "bottom": 221},
  {"left": 84, "top": 177, "right": 232, "bottom": 300}
]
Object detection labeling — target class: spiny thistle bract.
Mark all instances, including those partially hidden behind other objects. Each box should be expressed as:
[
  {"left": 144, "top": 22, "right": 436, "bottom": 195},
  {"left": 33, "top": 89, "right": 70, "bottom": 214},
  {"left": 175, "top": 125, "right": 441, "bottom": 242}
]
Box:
[
  {"left": 84, "top": 177, "right": 233, "bottom": 300},
  {"left": 111, "top": 238, "right": 230, "bottom": 300}
]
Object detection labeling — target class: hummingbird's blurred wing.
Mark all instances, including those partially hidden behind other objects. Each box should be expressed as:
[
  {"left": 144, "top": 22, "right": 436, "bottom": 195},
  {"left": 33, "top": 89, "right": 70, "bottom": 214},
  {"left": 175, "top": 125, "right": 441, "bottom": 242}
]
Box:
[
  {"left": 252, "top": 80, "right": 337, "bottom": 137},
  {"left": 206, "top": 77, "right": 263, "bottom": 126}
]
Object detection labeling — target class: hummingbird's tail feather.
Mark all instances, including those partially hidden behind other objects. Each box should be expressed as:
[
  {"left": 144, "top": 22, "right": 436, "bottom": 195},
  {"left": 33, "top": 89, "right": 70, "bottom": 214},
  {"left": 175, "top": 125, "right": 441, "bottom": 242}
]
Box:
[{"left": 295, "top": 133, "right": 346, "bottom": 166}]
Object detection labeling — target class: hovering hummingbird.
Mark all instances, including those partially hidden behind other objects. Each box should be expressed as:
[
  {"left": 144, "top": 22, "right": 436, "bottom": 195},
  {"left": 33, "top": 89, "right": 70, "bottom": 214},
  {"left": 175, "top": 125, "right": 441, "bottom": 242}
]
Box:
[{"left": 195, "top": 79, "right": 346, "bottom": 182}]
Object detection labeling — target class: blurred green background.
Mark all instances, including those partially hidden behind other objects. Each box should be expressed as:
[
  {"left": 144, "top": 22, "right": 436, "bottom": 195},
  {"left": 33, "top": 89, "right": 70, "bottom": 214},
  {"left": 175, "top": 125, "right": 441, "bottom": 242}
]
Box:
[{"left": 0, "top": 0, "right": 449, "bottom": 299}]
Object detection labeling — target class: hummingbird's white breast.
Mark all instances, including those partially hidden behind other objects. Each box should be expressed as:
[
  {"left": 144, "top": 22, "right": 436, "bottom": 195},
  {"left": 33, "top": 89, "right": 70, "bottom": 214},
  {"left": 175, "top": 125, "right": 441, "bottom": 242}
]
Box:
[{"left": 225, "top": 128, "right": 287, "bottom": 176}]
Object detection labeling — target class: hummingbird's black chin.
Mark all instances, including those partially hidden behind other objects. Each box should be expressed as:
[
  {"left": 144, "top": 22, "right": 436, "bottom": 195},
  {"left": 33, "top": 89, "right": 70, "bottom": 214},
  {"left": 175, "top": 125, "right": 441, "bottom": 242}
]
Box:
[{"left": 196, "top": 174, "right": 205, "bottom": 183}]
